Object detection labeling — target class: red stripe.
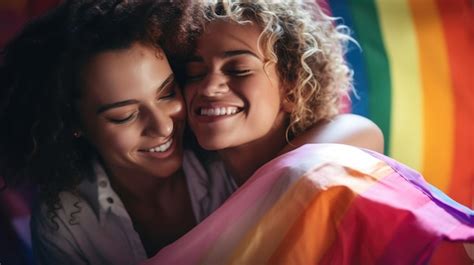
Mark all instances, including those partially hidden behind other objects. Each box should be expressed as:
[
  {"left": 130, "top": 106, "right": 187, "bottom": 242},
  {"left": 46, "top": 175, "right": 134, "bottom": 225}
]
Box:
[
  {"left": 320, "top": 172, "right": 473, "bottom": 264},
  {"left": 436, "top": 0, "right": 474, "bottom": 206}
]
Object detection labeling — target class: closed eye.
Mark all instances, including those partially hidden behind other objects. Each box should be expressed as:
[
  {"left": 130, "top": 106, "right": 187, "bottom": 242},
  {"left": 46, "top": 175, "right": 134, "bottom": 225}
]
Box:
[
  {"left": 226, "top": 69, "right": 251, "bottom": 76},
  {"left": 185, "top": 61, "right": 207, "bottom": 82},
  {"left": 159, "top": 90, "right": 176, "bottom": 99},
  {"left": 185, "top": 72, "right": 206, "bottom": 82},
  {"left": 108, "top": 112, "right": 138, "bottom": 124},
  {"left": 158, "top": 83, "right": 177, "bottom": 99}
]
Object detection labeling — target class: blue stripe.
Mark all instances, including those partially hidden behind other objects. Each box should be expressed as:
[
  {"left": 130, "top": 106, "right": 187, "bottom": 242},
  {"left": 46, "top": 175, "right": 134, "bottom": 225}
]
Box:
[{"left": 328, "top": 0, "right": 370, "bottom": 116}]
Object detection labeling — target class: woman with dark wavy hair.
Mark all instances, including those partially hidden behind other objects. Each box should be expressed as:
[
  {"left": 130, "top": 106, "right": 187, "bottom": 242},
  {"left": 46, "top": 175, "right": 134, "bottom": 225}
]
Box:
[{"left": 0, "top": 0, "right": 206, "bottom": 263}]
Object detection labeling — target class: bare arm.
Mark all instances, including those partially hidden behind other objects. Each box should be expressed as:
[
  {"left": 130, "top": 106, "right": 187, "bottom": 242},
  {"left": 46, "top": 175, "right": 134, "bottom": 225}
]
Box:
[{"left": 281, "top": 113, "right": 384, "bottom": 154}]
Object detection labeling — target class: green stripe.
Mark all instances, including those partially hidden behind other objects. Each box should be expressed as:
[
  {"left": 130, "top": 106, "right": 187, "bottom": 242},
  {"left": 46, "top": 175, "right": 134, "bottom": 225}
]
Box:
[{"left": 348, "top": 0, "right": 392, "bottom": 154}]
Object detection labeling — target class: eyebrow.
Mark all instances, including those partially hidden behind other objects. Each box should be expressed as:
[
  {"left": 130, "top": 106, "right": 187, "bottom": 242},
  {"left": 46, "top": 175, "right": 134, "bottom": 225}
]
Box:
[
  {"left": 223, "top": 50, "right": 259, "bottom": 58},
  {"left": 187, "top": 49, "right": 259, "bottom": 62},
  {"left": 96, "top": 73, "right": 175, "bottom": 114}
]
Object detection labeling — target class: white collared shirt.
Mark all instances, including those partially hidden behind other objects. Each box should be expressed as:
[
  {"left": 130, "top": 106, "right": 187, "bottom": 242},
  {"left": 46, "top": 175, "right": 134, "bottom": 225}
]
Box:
[{"left": 31, "top": 150, "right": 236, "bottom": 265}]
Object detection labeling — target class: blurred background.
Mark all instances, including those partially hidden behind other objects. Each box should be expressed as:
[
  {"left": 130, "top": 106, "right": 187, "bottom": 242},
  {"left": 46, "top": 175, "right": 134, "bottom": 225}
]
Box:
[{"left": 1, "top": 0, "right": 472, "bottom": 264}]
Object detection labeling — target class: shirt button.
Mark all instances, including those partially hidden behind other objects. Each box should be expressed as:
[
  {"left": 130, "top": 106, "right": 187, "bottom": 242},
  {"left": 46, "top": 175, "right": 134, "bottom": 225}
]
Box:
[
  {"left": 106, "top": 197, "right": 114, "bottom": 204},
  {"left": 99, "top": 180, "right": 108, "bottom": 188}
]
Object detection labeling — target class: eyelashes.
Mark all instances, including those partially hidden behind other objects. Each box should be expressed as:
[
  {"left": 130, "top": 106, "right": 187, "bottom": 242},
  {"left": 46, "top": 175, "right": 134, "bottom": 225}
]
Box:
[
  {"left": 158, "top": 85, "right": 177, "bottom": 99},
  {"left": 226, "top": 69, "right": 251, "bottom": 76},
  {"left": 107, "top": 86, "right": 178, "bottom": 125},
  {"left": 108, "top": 112, "right": 138, "bottom": 124},
  {"left": 185, "top": 69, "right": 252, "bottom": 82}
]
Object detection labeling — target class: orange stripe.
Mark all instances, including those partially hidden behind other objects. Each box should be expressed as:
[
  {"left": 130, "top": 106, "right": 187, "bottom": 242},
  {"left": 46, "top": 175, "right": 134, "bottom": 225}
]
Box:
[
  {"left": 268, "top": 186, "right": 356, "bottom": 264},
  {"left": 409, "top": 0, "right": 454, "bottom": 192},
  {"left": 436, "top": 0, "right": 474, "bottom": 207},
  {"left": 223, "top": 177, "right": 324, "bottom": 264}
]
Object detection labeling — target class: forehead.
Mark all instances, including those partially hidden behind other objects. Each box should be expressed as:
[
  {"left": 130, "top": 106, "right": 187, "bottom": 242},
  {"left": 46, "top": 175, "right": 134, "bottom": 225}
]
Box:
[
  {"left": 196, "top": 20, "right": 263, "bottom": 56},
  {"left": 80, "top": 43, "right": 171, "bottom": 103}
]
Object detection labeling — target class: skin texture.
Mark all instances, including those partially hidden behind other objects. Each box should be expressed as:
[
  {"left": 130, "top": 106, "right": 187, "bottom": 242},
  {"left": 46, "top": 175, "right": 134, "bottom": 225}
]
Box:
[
  {"left": 78, "top": 42, "right": 194, "bottom": 255},
  {"left": 282, "top": 113, "right": 385, "bottom": 155}
]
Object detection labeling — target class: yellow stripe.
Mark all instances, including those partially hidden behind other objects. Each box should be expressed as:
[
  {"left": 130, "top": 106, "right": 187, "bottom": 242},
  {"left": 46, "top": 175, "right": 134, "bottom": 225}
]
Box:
[
  {"left": 409, "top": 0, "right": 453, "bottom": 191},
  {"left": 375, "top": 0, "right": 423, "bottom": 171}
]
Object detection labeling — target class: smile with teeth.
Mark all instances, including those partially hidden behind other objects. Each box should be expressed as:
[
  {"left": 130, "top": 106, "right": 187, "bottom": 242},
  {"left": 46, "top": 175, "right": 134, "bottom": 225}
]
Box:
[
  {"left": 199, "top": 106, "right": 240, "bottom": 116},
  {"left": 145, "top": 139, "right": 173, "bottom": 153}
]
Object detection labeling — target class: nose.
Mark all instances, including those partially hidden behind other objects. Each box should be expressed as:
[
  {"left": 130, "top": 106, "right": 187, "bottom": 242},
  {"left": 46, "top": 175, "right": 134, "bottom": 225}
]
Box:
[
  {"left": 143, "top": 97, "right": 185, "bottom": 138},
  {"left": 199, "top": 73, "right": 229, "bottom": 97},
  {"left": 143, "top": 107, "right": 174, "bottom": 138}
]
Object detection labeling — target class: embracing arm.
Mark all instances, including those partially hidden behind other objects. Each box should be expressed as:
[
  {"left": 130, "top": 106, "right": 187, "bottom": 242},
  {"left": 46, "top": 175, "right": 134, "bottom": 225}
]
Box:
[{"left": 282, "top": 113, "right": 384, "bottom": 154}]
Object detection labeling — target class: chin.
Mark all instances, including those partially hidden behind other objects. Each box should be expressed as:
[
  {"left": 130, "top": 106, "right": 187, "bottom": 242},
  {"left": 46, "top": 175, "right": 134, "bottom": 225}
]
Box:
[{"left": 196, "top": 137, "right": 229, "bottom": 151}]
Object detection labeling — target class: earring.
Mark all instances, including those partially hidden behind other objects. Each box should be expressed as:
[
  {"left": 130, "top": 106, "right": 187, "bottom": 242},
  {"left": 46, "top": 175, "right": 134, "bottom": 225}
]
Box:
[{"left": 73, "top": 131, "right": 82, "bottom": 138}]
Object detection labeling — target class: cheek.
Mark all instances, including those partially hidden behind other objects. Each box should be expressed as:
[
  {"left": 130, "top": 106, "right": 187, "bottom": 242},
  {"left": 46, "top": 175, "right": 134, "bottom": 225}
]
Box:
[
  {"left": 89, "top": 124, "right": 139, "bottom": 157},
  {"left": 183, "top": 85, "right": 196, "bottom": 106},
  {"left": 174, "top": 97, "right": 187, "bottom": 120},
  {"left": 245, "top": 78, "right": 282, "bottom": 111}
]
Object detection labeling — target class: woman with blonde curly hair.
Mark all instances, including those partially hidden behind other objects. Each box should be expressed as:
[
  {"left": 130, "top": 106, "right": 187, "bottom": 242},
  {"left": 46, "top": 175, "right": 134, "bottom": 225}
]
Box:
[
  {"left": 142, "top": 1, "right": 473, "bottom": 264},
  {"left": 184, "top": 0, "right": 373, "bottom": 184}
]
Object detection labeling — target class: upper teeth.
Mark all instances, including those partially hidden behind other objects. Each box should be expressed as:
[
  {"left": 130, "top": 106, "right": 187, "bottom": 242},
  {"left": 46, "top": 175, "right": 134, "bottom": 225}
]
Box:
[
  {"left": 200, "top": 107, "right": 238, "bottom": 116},
  {"left": 147, "top": 139, "right": 173, "bottom": 152}
]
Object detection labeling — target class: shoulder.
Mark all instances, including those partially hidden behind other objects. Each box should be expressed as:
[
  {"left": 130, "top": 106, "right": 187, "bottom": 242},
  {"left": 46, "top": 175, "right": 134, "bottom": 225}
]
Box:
[
  {"left": 287, "top": 113, "right": 384, "bottom": 154},
  {"left": 31, "top": 175, "right": 101, "bottom": 238},
  {"left": 30, "top": 190, "right": 92, "bottom": 264},
  {"left": 327, "top": 114, "right": 384, "bottom": 153},
  {"left": 31, "top": 190, "right": 89, "bottom": 234}
]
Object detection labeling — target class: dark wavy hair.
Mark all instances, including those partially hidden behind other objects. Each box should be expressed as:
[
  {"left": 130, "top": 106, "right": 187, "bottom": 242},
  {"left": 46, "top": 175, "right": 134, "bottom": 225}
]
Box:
[{"left": 0, "top": 0, "right": 197, "bottom": 207}]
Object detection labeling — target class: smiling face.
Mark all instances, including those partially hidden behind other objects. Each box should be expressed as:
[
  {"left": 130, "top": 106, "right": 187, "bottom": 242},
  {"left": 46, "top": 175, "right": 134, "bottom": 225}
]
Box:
[
  {"left": 184, "top": 20, "right": 288, "bottom": 151},
  {"left": 77, "top": 43, "right": 185, "bottom": 179}
]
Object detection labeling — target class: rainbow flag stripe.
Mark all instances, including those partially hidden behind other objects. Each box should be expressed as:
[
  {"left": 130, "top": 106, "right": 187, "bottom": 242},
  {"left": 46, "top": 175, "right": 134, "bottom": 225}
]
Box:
[
  {"left": 143, "top": 144, "right": 474, "bottom": 265},
  {"left": 324, "top": 0, "right": 473, "bottom": 207}
]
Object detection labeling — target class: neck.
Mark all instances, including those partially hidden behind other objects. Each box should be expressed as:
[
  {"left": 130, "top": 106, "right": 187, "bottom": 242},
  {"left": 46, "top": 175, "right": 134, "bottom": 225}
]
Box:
[{"left": 219, "top": 113, "right": 289, "bottom": 186}]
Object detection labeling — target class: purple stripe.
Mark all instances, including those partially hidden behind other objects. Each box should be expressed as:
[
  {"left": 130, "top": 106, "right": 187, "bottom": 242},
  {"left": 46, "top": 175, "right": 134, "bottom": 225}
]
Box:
[{"left": 364, "top": 149, "right": 474, "bottom": 224}]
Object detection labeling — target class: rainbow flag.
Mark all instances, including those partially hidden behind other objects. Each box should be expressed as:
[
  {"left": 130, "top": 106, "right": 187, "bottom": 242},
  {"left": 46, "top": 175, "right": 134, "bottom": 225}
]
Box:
[
  {"left": 143, "top": 144, "right": 474, "bottom": 265},
  {"left": 321, "top": 0, "right": 473, "bottom": 207}
]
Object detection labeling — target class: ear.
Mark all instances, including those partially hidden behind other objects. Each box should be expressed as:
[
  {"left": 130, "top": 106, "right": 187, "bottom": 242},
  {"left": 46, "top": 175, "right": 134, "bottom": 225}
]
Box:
[
  {"left": 281, "top": 97, "right": 294, "bottom": 113},
  {"left": 279, "top": 81, "right": 294, "bottom": 113}
]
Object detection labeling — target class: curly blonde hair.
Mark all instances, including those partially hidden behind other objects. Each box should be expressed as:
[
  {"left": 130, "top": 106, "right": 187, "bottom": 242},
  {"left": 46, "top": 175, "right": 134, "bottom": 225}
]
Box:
[{"left": 201, "top": 0, "right": 353, "bottom": 137}]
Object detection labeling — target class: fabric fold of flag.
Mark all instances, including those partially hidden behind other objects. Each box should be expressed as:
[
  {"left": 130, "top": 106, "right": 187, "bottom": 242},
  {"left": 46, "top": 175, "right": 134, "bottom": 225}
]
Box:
[{"left": 143, "top": 144, "right": 474, "bottom": 265}]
